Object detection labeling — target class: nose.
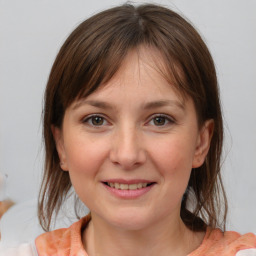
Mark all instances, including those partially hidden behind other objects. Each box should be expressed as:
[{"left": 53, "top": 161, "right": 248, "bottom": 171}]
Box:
[{"left": 109, "top": 125, "right": 146, "bottom": 170}]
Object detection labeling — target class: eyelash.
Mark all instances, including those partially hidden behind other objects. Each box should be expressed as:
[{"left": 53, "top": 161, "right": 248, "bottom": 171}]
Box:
[
  {"left": 82, "top": 114, "right": 175, "bottom": 128},
  {"left": 146, "top": 114, "right": 175, "bottom": 127},
  {"left": 82, "top": 114, "right": 109, "bottom": 127}
]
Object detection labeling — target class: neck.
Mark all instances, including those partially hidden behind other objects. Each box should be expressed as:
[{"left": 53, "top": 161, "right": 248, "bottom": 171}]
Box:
[{"left": 83, "top": 213, "right": 205, "bottom": 256}]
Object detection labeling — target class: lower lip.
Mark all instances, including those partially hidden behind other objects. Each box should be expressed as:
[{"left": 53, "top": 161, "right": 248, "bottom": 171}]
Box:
[{"left": 102, "top": 183, "right": 155, "bottom": 199}]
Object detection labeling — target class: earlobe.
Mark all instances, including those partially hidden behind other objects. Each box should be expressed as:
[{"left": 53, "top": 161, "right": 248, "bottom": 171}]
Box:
[
  {"left": 51, "top": 125, "right": 68, "bottom": 171},
  {"left": 192, "top": 119, "right": 214, "bottom": 168}
]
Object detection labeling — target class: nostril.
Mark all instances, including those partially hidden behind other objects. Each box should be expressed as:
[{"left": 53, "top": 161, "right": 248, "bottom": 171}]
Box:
[{"left": 109, "top": 147, "right": 147, "bottom": 170}]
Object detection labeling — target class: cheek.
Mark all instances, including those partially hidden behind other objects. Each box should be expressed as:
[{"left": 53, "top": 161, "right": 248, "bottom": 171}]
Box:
[
  {"left": 64, "top": 134, "right": 109, "bottom": 176},
  {"left": 149, "top": 135, "right": 197, "bottom": 198},
  {"left": 150, "top": 136, "right": 196, "bottom": 176},
  {"left": 150, "top": 138, "right": 196, "bottom": 206},
  {"left": 63, "top": 135, "right": 110, "bottom": 206}
]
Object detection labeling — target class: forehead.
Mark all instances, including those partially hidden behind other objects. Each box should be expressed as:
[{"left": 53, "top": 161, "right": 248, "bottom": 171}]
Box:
[
  {"left": 87, "top": 47, "right": 184, "bottom": 100},
  {"left": 71, "top": 47, "right": 188, "bottom": 110}
]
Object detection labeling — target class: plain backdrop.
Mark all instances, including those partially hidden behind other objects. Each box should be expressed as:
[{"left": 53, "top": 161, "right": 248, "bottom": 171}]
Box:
[{"left": 0, "top": 0, "right": 255, "bottom": 234}]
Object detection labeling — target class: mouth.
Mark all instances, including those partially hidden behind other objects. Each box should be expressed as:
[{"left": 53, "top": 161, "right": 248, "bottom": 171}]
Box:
[
  {"left": 103, "top": 182, "right": 155, "bottom": 190},
  {"left": 102, "top": 180, "right": 156, "bottom": 199}
]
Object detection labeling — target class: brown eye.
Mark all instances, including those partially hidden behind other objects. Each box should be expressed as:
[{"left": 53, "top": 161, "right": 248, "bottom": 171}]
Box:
[
  {"left": 91, "top": 116, "right": 104, "bottom": 126},
  {"left": 147, "top": 114, "right": 174, "bottom": 127},
  {"left": 83, "top": 115, "right": 107, "bottom": 126},
  {"left": 153, "top": 116, "right": 167, "bottom": 126}
]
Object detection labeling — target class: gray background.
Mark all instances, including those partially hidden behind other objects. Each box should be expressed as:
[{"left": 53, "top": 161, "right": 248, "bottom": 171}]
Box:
[{"left": 0, "top": 0, "right": 255, "bottom": 233}]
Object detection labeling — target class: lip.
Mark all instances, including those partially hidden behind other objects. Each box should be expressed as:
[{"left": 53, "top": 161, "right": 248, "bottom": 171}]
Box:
[
  {"left": 101, "top": 179, "right": 156, "bottom": 199},
  {"left": 102, "top": 179, "right": 155, "bottom": 184}
]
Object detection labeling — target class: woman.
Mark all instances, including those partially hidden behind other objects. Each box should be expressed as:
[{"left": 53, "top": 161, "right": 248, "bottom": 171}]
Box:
[{"left": 3, "top": 3, "right": 256, "bottom": 256}]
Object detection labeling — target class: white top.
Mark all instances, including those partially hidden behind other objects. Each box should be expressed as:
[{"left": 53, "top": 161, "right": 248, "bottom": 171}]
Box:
[{"left": 0, "top": 243, "right": 38, "bottom": 256}]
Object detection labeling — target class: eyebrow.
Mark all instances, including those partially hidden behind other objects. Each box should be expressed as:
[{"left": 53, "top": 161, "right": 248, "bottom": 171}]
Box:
[
  {"left": 72, "top": 100, "right": 114, "bottom": 110},
  {"left": 72, "top": 99, "right": 184, "bottom": 111},
  {"left": 142, "top": 100, "right": 185, "bottom": 110}
]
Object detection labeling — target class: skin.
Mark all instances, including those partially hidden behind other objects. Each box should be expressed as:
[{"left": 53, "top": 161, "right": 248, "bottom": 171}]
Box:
[{"left": 53, "top": 47, "right": 213, "bottom": 256}]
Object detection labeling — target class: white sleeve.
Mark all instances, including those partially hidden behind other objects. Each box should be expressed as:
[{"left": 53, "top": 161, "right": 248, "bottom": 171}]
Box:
[
  {"left": 236, "top": 249, "right": 256, "bottom": 256},
  {"left": 0, "top": 243, "right": 38, "bottom": 256}
]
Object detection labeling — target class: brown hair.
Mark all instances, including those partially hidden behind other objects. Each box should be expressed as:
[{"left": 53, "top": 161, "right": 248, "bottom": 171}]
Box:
[{"left": 38, "top": 3, "right": 227, "bottom": 232}]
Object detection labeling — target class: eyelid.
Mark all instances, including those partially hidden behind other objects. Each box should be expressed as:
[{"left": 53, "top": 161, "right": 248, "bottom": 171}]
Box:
[
  {"left": 146, "top": 113, "right": 175, "bottom": 126},
  {"left": 81, "top": 113, "right": 175, "bottom": 127},
  {"left": 82, "top": 114, "right": 110, "bottom": 126}
]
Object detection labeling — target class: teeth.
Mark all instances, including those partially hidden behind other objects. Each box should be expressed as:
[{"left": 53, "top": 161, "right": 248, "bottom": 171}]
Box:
[
  {"left": 129, "top": 184, "right": 137, "bottom": 190},
  {"left": 107, "top": 182, "right": 151, "bottom": 190},
  {"left": 120, "top": 184, "right": 128, "bottom": 190}
]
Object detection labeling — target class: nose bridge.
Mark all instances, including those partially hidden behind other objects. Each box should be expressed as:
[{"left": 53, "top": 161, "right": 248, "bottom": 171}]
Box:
[{"left": 110, "top": 122, "right": 146, "bottom": 169}]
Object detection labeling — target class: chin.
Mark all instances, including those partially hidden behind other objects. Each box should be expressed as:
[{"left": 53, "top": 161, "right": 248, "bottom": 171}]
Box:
[{"left": 104, "top": 209, "right": 155, "bottom": 231}]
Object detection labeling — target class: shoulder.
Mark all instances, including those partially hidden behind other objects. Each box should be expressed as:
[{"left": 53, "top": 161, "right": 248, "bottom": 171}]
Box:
[
  {"left": 190, "top": 228, "right": 256, "bottom": 256},
  {"left": 35, "top": 215, "right": 90, "bottom": 256}
]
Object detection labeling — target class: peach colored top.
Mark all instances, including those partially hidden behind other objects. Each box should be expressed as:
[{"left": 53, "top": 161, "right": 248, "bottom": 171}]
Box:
[{"left": 35, "top": 215, "right": 256, "bottom": 256}]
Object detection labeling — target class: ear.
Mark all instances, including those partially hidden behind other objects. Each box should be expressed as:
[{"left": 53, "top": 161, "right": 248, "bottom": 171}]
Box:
[
  {"left": 51, "top": 125, "right": 68, "bottom": 171},
  {"left": 192, "top": 119, "right": 214, "bottom": 168}
]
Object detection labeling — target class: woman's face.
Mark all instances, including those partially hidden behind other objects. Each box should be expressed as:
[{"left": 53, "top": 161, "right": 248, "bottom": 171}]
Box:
[{"left": 54, "top": 48, "right": 213, "bottom": 231}]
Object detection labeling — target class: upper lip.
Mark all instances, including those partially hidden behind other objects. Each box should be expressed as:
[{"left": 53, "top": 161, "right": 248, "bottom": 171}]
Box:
[{"left": 102, "top": 179, "right": 155, "bottom": 184}]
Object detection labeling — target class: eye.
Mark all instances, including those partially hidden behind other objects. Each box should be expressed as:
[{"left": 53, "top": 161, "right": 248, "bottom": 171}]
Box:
[
  {"left": 147, "top": 114, "right": 174, "bottom": 127},
  {"left": 83, "top": 115, "right": 108, "bottom": 126},
  {"left": 153, "top": 116, "right": 167, "bottom": 126}
]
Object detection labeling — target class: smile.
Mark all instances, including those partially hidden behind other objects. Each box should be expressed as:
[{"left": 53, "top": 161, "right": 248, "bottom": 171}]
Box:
[
  {"left": 102, "top": 180, "right": 156, "bottom": 199},
  {"left": 106, "top": 182, "right": 154, "bottom": 190}
]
